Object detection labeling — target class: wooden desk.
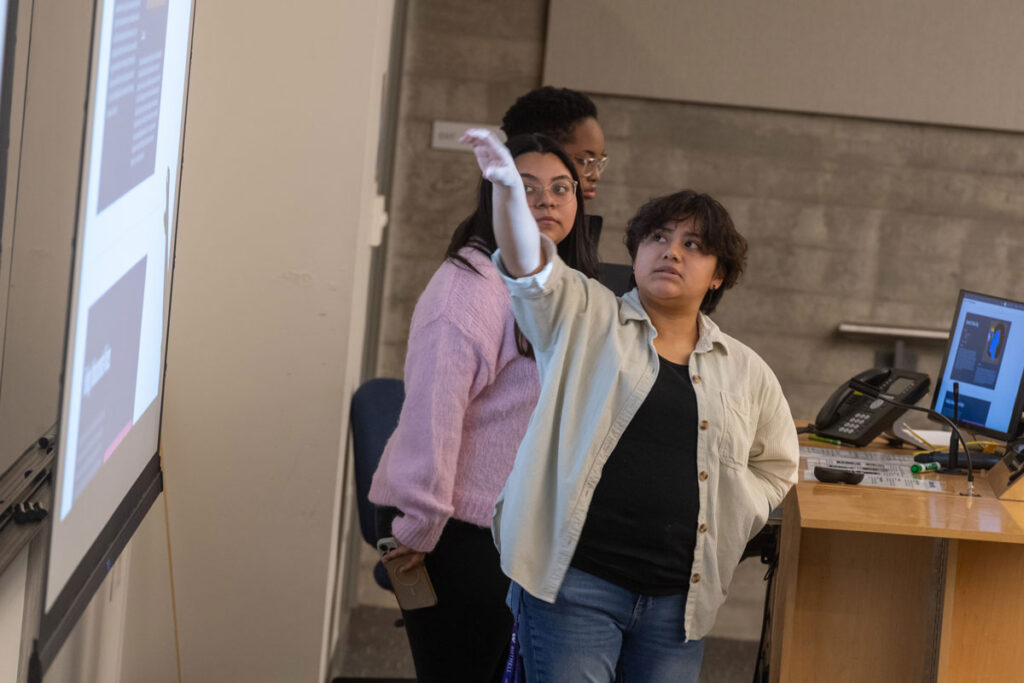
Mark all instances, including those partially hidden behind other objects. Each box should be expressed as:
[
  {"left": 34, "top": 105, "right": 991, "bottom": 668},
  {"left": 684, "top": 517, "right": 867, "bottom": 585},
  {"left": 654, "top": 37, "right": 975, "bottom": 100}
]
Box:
[{"left": 769, "top": 438, "right": 1024, "bottom": 682}]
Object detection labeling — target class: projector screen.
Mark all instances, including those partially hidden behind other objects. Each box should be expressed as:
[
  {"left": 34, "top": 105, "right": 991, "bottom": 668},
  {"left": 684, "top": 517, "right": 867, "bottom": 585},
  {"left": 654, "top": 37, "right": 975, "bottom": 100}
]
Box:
[
  {"left": 45, "top": 0, "right": 192, "bottom": 618},
  {"left": 0, "top": 0, "right": 11, "bottom": 150}
]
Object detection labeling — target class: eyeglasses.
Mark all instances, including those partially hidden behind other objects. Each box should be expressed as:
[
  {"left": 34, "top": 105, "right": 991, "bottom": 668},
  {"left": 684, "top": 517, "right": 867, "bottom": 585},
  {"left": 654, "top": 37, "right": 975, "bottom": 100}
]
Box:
[
  {"left": 572, "top": 154, "right": 609, "bottom": 178},
  {"left": 522, "top": 179, "right": 578, "bottom": 205}
]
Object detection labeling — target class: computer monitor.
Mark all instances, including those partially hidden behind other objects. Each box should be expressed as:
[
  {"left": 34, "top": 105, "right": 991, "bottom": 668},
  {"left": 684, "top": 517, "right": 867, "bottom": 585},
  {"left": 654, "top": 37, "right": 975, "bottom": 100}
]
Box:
[{"left": 930, "top": 290, "right": 1024, "bottom": 443}]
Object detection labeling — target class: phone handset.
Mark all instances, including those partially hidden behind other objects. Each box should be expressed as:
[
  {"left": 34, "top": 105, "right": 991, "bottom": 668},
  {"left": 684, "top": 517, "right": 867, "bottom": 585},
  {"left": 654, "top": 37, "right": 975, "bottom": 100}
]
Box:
[
  {"left": 814, "top": 368, "right": 892, "bottom": 429},
  {"left": 815, "top": 386, "right": 853, "bottom": 429},
  {"left": 812, "top": 367, "right": 930, "bottom": 448}
]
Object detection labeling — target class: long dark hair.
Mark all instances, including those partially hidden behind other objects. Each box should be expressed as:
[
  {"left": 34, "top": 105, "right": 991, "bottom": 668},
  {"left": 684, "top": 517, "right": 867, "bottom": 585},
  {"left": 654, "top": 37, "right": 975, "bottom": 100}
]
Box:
[{"left": 445, "top": 133, "right": 599, "bottom": 355}]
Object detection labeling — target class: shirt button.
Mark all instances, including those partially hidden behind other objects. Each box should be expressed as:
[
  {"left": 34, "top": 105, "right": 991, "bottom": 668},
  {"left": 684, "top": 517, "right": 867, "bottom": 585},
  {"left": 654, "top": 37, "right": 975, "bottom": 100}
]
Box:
[
  {"left": 691, "top": 573, "right": 701, "bottom": 583},
  {"left": 692, "top": 374, "right": 702, "bottom": 384},
  {"left": 699, "top": 471, "right": 709, "bottom": 481},
  {"left": 699, "top": 420, "right": 709, "bottom": 430},
  {"left": 698, "top": 523, "right": 708, "bottom": 533}
]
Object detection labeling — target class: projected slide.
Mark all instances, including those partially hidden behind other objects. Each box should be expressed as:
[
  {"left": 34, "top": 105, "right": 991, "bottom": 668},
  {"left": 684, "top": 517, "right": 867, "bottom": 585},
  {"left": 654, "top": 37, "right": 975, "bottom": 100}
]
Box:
[
  {"left": 98, "top": 0, "right": 169, "bottom": 210},
  {"left": 0, "top": 1, "right": 8, "bottom": 99},
  {"left": 73, "top": 256, "right": 147, "bottom": 502},
  {"left": 58, "top": 0, "right": 184, "bottom": 521},
  {"left": 48, "top": 0, "right": 191, "bottom": 613}
]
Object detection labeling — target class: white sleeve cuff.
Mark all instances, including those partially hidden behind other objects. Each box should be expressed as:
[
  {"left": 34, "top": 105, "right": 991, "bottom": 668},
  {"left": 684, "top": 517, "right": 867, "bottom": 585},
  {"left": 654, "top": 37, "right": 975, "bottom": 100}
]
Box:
[{"left": 491, "top": 234, "right": 559, "bottom": 296}]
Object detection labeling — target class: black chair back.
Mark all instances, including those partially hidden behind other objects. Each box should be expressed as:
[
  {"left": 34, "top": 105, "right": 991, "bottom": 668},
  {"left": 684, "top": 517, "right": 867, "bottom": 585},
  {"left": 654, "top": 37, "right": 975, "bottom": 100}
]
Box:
[{"left": 350, "top": 377, "right": 404, "bottom": 550}]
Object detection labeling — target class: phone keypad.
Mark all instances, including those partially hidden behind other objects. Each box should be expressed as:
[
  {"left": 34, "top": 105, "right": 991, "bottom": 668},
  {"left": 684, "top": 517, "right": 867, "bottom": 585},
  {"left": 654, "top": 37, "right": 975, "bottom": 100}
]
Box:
[{"left": 837, "top": 411, "right": 871, "bottom": 435}]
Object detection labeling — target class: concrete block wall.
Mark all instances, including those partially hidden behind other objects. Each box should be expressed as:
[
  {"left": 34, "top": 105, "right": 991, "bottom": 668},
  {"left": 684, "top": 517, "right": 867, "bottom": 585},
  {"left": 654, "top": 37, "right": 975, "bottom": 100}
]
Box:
[
  {"left": 377, "top": 0, "right": 547, "bottom": 378},
  {"left": 596, "top": 101, "right": 1024, "bottom": 416},
  {"left": 378, "top": 0, "right": 1024, "bottom": 421}
]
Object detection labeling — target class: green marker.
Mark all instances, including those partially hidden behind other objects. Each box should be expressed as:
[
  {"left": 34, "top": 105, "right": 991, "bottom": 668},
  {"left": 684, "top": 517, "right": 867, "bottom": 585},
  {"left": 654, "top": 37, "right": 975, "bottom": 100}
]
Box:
[
  {"left": 911, "top": 462, "right": 940, "bottom": 473},
  {"left": 808, "top": 434, "right": 844, "bottom": 446}
]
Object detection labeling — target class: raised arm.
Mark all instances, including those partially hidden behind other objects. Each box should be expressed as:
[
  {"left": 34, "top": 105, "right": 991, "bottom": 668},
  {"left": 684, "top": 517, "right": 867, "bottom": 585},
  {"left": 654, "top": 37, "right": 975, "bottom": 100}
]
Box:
[{"left": 460, "top": 129, "right": 543, "bottom": 277}]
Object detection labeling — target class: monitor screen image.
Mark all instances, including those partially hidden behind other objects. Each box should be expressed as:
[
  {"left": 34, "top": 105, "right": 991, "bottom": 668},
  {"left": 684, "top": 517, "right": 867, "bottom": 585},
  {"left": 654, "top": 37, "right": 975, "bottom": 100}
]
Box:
[
  {"left": 46, "top": 0, "right": 192, "bottom": 613},
  {"left": 931, "top": 290, "right": 1024, "bottom": 441}
]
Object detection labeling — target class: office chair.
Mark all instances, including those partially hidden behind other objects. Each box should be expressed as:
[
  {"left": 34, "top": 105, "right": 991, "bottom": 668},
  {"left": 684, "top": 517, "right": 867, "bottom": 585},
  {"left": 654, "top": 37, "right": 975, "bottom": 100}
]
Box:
[
  {"left": 598, "top": 262, "right": 633, "bottom": 296},
  {"left": 350, "top": 377, "right": 405, "bottom": 592}
]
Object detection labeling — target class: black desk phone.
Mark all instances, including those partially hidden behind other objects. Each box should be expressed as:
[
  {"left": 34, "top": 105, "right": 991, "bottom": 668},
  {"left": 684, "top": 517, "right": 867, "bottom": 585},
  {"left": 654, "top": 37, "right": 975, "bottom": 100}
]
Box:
[{"left": 814, "top": 367, "right": 931, "bottom": 447}]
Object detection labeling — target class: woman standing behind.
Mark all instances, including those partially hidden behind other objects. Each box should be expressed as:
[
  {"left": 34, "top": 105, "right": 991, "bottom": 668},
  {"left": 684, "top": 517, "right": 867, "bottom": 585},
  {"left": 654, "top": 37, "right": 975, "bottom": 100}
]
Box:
[
  {"left": 463, "top": 129, "right": 799, "bottom": 682},
  {"left": 502, "top": 86, "right": 608, "bottom": 203},
  {"left": 368, "top": 134, "right": 598, "bottom": 682}
]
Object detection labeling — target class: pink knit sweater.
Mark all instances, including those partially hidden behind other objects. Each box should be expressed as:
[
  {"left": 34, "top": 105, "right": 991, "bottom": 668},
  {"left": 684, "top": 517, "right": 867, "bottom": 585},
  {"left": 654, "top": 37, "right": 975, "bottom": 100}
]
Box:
[{"left": 368, "top": 248, "right": 540, "bottom": 552}]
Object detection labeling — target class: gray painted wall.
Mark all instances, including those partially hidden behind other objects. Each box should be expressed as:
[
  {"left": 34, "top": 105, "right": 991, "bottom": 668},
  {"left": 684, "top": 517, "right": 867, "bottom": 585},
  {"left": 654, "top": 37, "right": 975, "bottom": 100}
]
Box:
[
  {"left": 546, "top": 0, "right": 1024, "bottom": 132},
  {"left": 377, "top": 0, "right": 1024, "bottom": 422}
]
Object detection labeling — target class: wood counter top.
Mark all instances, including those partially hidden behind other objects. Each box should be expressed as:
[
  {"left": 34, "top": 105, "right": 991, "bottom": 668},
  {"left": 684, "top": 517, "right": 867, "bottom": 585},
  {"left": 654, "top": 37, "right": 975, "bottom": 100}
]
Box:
[{"left": 794, "top": 434, "right": 1024, "bottom": 543}]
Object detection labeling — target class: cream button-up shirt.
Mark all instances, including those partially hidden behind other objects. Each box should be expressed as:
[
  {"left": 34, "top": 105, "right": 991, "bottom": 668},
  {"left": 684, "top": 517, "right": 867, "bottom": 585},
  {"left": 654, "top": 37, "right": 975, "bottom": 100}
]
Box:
[{"left": 492, "top": 236, "right": 799, "bottom": 640}]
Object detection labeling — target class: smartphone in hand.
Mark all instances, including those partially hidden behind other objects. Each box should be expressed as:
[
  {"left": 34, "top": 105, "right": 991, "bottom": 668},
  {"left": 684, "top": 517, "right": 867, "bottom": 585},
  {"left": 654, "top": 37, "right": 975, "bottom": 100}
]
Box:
[{"left": 376, "top": 536, "right": 438, "bottom": 610}]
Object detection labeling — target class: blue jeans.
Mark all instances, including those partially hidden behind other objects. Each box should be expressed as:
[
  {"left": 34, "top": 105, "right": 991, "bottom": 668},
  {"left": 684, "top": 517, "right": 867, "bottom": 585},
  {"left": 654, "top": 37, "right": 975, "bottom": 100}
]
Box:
[{"left": 508, "top": 568, "right": 704, "bottom": 682}]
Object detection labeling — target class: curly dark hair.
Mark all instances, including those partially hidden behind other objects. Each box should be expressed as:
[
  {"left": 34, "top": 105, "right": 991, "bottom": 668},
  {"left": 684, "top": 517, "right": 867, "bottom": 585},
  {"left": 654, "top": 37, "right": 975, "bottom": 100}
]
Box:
[
  {"left": 624, "top": 190, "right": 747, "bottom": 314},
  {"left": 501, "top": 87, "right": 598, "bottom": 143},
  {"left": 446, "top": 133, "right": 599, "bottom": 354}
]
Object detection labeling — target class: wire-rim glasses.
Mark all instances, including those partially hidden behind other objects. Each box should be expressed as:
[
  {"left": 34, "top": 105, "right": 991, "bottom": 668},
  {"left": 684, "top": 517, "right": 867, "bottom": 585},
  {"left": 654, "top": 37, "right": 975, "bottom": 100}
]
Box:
[
  {"left": 522, "top": 179, "right": 578, "bottom": 205},
  {"left": 572, "top": 154, "right": 609, "bottom": 178}
]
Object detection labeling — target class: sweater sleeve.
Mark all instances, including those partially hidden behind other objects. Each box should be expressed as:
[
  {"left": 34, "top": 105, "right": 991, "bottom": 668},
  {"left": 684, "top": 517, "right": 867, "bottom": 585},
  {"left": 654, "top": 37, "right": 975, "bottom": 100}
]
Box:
[{"left": 371, "top": 316, "right": 492, "bottom": 552}]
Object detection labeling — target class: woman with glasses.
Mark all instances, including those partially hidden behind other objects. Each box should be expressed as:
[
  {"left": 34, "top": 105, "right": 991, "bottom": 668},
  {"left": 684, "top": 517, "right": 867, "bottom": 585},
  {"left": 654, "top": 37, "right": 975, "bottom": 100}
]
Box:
[
  {"left": 462, "top": 128, "right": 799, "bottom": 682},
  {"left": 369, "top": 133, "right": 598, "bottom": 682}
]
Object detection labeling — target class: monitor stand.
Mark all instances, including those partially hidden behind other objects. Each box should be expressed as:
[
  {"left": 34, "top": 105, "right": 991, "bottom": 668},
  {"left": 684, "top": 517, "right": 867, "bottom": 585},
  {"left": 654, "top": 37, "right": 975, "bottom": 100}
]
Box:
[{"left": 923, "top": 381, "right": 1002, "bottom": 474}]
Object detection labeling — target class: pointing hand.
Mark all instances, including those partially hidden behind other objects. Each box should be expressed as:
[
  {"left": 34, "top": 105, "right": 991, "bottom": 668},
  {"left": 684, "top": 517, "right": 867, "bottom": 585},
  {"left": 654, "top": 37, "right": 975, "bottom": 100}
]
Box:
[{"left": 460, "top": 129, "right": 520, "bottom": 188}]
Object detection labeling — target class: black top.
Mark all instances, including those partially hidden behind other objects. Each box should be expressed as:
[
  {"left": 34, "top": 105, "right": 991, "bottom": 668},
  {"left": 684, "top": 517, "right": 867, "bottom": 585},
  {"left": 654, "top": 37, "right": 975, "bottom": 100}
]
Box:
[{"left": 571, "top": 356, "right": 700, "bottom": 595}]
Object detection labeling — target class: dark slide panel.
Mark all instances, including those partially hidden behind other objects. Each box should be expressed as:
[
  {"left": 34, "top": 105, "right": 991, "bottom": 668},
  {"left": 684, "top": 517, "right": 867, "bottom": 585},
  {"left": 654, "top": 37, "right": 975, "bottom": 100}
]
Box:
[
  {"left": 940, "top": 391, "right": 991, "bottom": 427},
  {"left": 73, "top": 256, "right": 147, "bottom": 504},
  {"left": 951, "top": 313, "right": 1011, "bottom": 390},
  {"left": 97, "top": 0, "right": 169, "bottom": 211}
]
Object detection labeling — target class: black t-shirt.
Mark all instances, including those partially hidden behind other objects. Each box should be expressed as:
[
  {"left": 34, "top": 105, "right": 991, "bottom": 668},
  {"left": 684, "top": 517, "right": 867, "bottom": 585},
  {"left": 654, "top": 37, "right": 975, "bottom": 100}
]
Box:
[{"left": 570, "top": 355, "right": 700, "bottom": 595}]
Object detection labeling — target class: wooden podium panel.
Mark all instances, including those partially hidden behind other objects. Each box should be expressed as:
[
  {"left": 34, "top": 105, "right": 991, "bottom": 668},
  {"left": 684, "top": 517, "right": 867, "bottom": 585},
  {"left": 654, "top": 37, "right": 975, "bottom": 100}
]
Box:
[
  {"left": 771, "top": 441, "right": 1024, "bottom": 681},
  {"left": 941, "top": 540, "right": 1024, "bottom": 681},
  {"left": 771, "top": 496, "right": 943, "bottom": 682}
]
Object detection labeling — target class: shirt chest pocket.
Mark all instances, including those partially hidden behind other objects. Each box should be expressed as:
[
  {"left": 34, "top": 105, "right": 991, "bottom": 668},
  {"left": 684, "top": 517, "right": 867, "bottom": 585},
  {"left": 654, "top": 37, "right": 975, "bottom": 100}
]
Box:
[{"left": 715, "top": 391, "right": 754, "bottom": 470}]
